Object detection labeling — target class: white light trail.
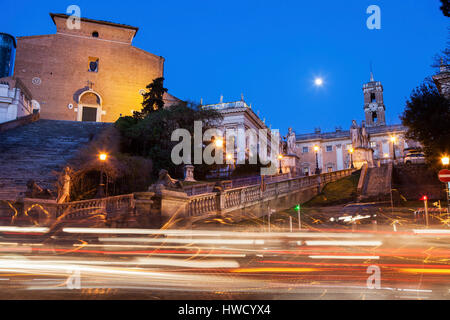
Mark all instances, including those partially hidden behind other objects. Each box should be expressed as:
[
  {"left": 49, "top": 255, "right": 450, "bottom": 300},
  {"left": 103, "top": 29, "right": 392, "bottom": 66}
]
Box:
[
  {"left": 303, "top": 240, "right": 382, "bottom": 246},
  {"left": 98, "top": 237, "right": 264, "bottom": 245},
  {"left": 0, "top": 227, "right": 49, "bottom": 233},
  {"left": 308, "top": 255, "right": 379, "bottom": 260}
]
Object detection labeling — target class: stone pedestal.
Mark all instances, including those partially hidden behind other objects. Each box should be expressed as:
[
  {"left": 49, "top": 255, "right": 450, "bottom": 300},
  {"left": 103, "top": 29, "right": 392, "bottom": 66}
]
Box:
[
  {"left": 353, "top": 147, "right": 374, "bottom": 169},
  {"left": 134, "top": 187, "right": 189, "bottom": 228},
  {"left": 183, "top": 165, "right": 196, "bottom": 182},
  {"left": 281, "top": 154, "right": 301, "bottom": 176}
]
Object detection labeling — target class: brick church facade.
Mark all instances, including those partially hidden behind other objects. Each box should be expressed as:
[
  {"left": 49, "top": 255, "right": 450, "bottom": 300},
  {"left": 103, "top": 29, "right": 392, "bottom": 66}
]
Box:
[{"left": 13, "top": 13, "right": 178, "bottom": 122}]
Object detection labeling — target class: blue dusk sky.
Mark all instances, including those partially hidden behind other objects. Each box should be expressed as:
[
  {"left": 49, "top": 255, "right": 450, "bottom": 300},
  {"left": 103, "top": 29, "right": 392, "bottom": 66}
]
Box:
[{"left": 1, "top": 0, "right": 448, "bottom": 134}]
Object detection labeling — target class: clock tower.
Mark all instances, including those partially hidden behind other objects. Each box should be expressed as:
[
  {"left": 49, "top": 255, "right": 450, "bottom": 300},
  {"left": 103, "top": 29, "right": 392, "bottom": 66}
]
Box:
[{"left": 363, "top": 72, "right": 386, "bottom": 127}]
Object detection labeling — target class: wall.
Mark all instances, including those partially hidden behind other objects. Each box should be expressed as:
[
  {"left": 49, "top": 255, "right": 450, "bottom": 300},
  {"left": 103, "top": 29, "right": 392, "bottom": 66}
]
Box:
[{"left": 14, "top": 17, "right": 164, "bottom": 122}]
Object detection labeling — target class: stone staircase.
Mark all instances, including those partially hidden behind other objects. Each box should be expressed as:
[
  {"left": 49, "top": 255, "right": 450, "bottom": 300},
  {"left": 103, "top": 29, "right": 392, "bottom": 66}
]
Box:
[
  {"left": 359, "top": 163, "right": 392, "bottom": 200},
  {"left": 0, "top": 120, "right": 111, "bottom": 200}
]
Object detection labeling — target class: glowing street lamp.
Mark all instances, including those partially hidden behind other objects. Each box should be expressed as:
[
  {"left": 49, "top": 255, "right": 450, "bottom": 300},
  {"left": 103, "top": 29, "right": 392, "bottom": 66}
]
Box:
[
  {"left": 278, "top": 154, "right": 283, "bottom": 174},
  {"left": 313, "top": 145, "right": 320, "bottom": 175},
  {"left": 97, "top": 152, "right": 108, "bottom": 198},
  {"left": 390, "top": 136, "right": 397, "bottom": 161},
  {"left": 441, "top": 156, "right": 449, "bottom": 166},
  {"left": 214, "top": 138, "right": 224, "bottom": 148}
]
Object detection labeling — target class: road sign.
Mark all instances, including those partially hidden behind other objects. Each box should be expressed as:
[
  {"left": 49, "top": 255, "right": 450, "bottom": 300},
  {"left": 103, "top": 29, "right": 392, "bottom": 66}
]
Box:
[{"left": 438, "top": 169, "right": 450, "bottom": 183}]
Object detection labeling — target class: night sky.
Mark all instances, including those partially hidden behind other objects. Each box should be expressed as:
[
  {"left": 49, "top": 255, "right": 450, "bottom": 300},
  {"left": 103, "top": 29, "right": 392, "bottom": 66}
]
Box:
[{"left": 2, "top": 0, "right": 448, "bottom": 134}]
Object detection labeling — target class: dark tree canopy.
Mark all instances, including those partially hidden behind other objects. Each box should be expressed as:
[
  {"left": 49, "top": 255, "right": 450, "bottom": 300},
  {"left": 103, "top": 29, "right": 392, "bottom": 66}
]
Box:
[
  {"left": 441, "top": 0, "right": 450, "bottom": 17},
  {"left": 134, "top": 77, "right": 168, "bottom": 119},
  {"left": 116, "top": 102, "right": 223, "bottom": 180},
  {"left": 400, "top": 80, "right": 450, "bottom": 167}
]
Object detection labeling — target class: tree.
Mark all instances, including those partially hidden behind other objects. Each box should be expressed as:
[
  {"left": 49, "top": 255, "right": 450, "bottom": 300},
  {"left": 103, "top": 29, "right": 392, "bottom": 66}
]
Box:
[
  {"left": 440, "top": 0, "right": 450, "bottom": 17},
  {"left": 134, "top": 77, "right": 168, "bottom": 118},
  {"left": 400, "top": 79, "right": 450, "bottom": 167},
  {"left": 116, "top": 102, "right": 223, "bottom": 180}
]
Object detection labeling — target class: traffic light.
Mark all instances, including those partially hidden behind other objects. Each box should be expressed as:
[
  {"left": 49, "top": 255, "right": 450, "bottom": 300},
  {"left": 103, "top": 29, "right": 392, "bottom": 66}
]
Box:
[
  {"left": 420, "top": 195, "right": 428, "bottom": 201},
  {"left": 295, "top": 204, "right": 300, "bottom": 211}
]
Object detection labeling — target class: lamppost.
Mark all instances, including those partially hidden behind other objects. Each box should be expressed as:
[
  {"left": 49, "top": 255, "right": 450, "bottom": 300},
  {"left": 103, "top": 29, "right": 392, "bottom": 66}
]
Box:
[
  {"left": 390, "top": 136, "right": 397, "bottom": 161},
  {"left": 314, "top": 145, "right": 320, "bottom": 175},
  {"left": 278, "top": 154, "right": 283, "bottom": 174},
  {"left": 442, "top": 156, "right": 450, "bottom": 215},
  {"left": 349, "top": 147, "right": 355, "bottom": 169},
  {"left": 96, "top": 152, "right": 107, "bottom": 198}
]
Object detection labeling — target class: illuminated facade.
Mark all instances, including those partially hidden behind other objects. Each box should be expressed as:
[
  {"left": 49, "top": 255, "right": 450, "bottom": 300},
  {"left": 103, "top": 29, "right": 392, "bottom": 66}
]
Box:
[
  {"left": 295, "top": 74, "right": 420, "bottom": 175},
  {"left": 13, "top": 13, "right": 179, "bottom": 122}
]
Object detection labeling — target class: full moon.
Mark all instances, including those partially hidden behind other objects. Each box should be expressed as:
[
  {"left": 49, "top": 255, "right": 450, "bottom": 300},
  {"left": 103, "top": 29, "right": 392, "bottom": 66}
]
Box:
[{"left": 314, "top": 77, "right": 323, "bottom": 86}]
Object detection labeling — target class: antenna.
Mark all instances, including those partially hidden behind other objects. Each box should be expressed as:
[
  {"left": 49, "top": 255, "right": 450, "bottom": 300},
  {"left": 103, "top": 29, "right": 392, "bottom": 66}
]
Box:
[{"left": 370, "top": 61, "right": 374, "bottom": 82}]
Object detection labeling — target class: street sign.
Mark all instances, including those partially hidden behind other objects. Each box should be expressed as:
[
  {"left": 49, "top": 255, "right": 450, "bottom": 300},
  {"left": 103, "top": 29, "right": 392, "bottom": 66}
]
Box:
[{"left": 438, "top": 169, "right": 450, "bottom": 183}]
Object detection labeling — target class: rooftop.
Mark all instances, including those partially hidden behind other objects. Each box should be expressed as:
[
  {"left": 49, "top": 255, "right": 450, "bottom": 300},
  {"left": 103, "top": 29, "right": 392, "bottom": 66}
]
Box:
[
  {"left": 49, "top": 13, "right": 139, "bottom": 34},
  {"left": 296, "top": 124, "right": 406, "bottom": 141}
]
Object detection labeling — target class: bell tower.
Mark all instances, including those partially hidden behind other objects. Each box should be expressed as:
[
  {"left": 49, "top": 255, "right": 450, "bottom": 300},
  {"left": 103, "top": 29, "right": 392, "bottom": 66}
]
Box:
[{"left": 363, "top": 71, "right": 386, "bottom": 127}]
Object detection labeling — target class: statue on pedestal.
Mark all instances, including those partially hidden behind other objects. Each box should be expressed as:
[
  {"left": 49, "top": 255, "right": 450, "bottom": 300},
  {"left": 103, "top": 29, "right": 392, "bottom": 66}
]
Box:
[
  {"left": 349, "top": 120, "right": 374, "bottom": 168},
  {"left": 286, "top": 127, "right": 297, "bottom": 155}
]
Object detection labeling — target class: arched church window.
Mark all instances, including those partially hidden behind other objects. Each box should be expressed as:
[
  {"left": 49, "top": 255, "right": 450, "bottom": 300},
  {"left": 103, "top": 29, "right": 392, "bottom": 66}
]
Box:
[{"left": 371, "top": 93, "right": 376, "bottom": 102}]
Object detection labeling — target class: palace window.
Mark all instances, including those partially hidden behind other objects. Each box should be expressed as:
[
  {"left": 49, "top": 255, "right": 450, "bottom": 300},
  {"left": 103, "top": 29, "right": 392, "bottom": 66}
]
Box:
[
  {"left": 370, "top": 141, "right": 377, "bottom": 148},
  {"left": 302, "top": 147, "right": 309, "bottom": 153},
  {"left": 303, "top": 167, "right": 310, "bottom": 176},
  {"left": 326, "top": 145, "right": 332, "bottom": 152},
  {"left": 88, "top": 57, "right": 99, "bottom": 72}
]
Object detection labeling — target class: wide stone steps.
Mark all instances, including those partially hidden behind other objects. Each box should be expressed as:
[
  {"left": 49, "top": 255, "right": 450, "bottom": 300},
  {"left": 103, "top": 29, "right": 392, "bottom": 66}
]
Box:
[{"left": 0, "top": 120, "right": 111, "bottom": 200}]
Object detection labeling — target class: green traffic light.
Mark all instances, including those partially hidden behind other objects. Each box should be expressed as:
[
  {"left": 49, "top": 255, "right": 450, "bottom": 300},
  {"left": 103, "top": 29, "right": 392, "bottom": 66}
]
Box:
[{"left": 295, "top": 205, "right": 300, "bottom": 210}]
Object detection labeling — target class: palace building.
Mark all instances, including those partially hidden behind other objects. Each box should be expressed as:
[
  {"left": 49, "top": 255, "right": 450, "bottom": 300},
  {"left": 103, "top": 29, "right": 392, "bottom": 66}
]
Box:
[
  {"left": 294, "top": 73, "right": 420, "bottom": 175},
  {"left": 12, "top": 13, "right": 180, "bottom": 122}
]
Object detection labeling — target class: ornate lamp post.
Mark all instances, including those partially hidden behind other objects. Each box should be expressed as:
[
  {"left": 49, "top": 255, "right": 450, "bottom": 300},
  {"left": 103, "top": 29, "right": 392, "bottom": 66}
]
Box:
[
  {"left": 278, "top": 154, "right": 283, "bottom": 174},
  {"left": 314, "top": 145, "right": 320, "bottom": 174},
  {"left": 96, "top": 153, "right": 107, "bottom": 198},
  {"left": 349, "top": 147, "right": 355, "bottom": 169}
]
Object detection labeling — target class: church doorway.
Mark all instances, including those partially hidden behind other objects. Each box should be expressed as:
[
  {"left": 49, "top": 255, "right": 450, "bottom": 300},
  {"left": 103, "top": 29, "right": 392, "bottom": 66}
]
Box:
[
  {"left": 81, "top": 106, "right": 97, "bottom": 122},
  {"left": 77, "top": 90, "right": 103, "bottom": 122}
]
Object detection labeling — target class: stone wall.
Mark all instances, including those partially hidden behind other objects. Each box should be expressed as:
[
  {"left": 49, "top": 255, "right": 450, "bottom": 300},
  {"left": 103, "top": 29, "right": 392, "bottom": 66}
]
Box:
[{"left": 14, "top": 15, "right": 164, "bottom": 122}]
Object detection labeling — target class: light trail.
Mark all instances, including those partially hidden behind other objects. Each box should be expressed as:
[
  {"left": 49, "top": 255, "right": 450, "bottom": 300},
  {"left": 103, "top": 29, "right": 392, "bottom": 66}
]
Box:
[
  {"left": 308, "top": 255, "right": 380, "bottom": 260},
  {"left": 98, "top": 237, "right": 265, "bottom": 245},
  {"left": 303, "top": 240, "right": 382, "bottom": 246}
]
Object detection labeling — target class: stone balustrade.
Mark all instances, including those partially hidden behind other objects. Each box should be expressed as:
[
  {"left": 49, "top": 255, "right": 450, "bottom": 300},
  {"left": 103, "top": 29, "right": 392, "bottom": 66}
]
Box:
[{"left": 184, "top": 169, "right": 356, "bottom": 217}]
